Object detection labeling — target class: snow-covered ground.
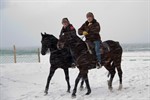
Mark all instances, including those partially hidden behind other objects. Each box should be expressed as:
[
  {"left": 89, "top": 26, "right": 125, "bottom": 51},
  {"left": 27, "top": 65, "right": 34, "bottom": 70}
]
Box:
[{"left": 0, "top": 52, "right": 150, "bottom": 100}]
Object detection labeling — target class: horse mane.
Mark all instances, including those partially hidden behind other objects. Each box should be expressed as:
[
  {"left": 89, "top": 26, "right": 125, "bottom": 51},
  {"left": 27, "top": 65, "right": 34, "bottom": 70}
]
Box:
[
  {"left": 45, "top": 33, "right": 58, "bottom": 40},
  {"left": 41, "top": 32, "right": 59, "bottom": 51}
]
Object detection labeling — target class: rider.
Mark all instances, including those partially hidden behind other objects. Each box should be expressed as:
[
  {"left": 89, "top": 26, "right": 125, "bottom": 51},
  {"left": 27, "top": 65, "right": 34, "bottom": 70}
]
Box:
[
  {"left": 60, "top": 18, "right": 76, "bottom": 37},
  {"left": 59, "top": 18, "right": 76, "bottom": 67},
  {"left": 78, "top": 12, "right": 102, "bottom": 68}
]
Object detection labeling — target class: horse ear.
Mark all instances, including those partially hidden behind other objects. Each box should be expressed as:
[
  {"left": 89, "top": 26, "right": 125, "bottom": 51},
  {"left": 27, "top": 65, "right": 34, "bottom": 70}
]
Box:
[
  {"left": 41, "top": 32, "right": 44, "bottom": 36},
  {"left": 44, "top": 32, "right": 47, "bottom": 35}
]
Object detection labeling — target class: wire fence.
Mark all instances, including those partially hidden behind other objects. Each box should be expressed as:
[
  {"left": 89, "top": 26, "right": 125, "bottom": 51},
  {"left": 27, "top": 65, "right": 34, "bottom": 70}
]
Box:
[{"left": 0, "top": 45, "right": 40, "bottom": 64}]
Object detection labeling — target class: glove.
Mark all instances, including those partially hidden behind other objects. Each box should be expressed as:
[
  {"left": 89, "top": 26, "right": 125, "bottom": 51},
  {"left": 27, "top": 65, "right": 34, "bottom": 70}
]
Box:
[{"left": 83, "top": 31, "right": 88, "bottom": 36}]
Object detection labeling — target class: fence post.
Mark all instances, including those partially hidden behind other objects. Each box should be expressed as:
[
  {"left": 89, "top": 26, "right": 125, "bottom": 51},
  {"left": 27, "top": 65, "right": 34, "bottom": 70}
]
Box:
[
  {"left": 38, "top": 48, "right": 40, "bottom": 63},
  {"left": 13, "top": 45, "right": 17, "bottom": 63}
]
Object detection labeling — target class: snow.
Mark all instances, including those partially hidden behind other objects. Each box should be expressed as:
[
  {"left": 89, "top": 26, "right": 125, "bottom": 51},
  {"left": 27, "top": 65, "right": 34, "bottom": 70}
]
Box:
[{"left": 0, "top": 52, "right": 150, "bottom": 100}]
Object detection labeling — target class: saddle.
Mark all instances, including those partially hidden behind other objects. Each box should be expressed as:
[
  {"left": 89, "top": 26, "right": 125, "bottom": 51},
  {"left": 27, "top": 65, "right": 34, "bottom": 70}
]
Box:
[{"left": 85, "top": 40, "right": 111, "bottom": 55}]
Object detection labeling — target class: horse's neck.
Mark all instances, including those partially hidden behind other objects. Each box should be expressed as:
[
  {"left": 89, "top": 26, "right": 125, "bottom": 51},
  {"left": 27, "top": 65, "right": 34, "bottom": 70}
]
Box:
[{"left": 49, "top": 38, "right": 58, "bottom": 53}]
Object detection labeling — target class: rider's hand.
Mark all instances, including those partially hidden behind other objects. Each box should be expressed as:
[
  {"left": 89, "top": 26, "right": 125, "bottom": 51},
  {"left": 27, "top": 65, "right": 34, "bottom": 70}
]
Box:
[{"left": 83, "top": 31, "right": 88, "bottom": 36}]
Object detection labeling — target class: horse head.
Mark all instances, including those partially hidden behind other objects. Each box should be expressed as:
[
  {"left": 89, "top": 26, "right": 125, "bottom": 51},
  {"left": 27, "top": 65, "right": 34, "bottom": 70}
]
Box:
[{"left": 41, "top": 32, "right": 58, "bottom": 55}]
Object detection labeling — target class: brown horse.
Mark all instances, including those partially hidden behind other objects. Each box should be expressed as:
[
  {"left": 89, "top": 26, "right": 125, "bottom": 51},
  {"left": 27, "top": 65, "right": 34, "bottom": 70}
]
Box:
[{"left": 57, "top": 32, "right": 123, "bottom": 97}]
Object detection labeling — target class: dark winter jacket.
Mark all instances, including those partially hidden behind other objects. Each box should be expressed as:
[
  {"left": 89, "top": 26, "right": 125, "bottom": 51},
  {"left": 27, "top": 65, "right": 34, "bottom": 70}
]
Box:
[
  {"left": 59, "top": 24, "right": 76, "bottom": 37},
  {"left": 78, "top": 19, "right": 101, "bottom": 42}
]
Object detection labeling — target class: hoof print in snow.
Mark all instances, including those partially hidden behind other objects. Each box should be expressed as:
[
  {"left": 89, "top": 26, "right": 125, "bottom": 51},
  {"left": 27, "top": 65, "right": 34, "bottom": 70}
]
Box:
[
  {"left": 145, "top": 85, "right": 149, "bottom": 87},
  {"left": 60, "top": 94, "right": 65, "bottom": 96},
  {"left": 35, "top": 96, "right": 39, "bottom": 98}
]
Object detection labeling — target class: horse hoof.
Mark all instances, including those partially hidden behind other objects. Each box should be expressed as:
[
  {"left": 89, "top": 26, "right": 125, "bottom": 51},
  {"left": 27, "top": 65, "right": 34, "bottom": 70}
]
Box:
[
  {"left": 85, "top": 90, "right": 91, "bottom": 95},
  {"left": 108, "top": 87, "right": 113, "bottom": 91},
  {"left": 44, "top": 91, "right": 48, "bottom": 95},
  {"left": 44, "top": 89, "right": 48, "bottom": 95},
  {"left": 67, "top": 90, "right": 71, "bottom": 93},
  {"left": 118, "top": 84, "right": 123, "bottom": 90},
  {"left": 107, "top": 80, "right": 112, "bottom": 90},
  {"left": 72, "top": 93, "right": 76, "bottom": 98}
]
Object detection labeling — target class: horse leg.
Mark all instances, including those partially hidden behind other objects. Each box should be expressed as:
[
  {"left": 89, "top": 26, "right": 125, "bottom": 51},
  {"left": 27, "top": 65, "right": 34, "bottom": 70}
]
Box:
[
  {"left": 63, "top": 68, "right": 71, "bottom": 93},
  {"left": 80, "top": 78, "right": 84, "bottom": 90},
  {"left": 114, "top": 54, "right": 123, "bottom": 90},
  {"left": 108, "top": 69, "right": 116, "bottom": 91},
  {"left": 45, "top": 67, "right": 56, "bottom": 95},
  {"left": 83, "top": 73, "right": 91, "bottom": 95},
  {"left": 72, "top": 72, "right": 82, "bottom": 97},
  {"left": 117, "top": 66, "right": 123, "bottom": 90}
]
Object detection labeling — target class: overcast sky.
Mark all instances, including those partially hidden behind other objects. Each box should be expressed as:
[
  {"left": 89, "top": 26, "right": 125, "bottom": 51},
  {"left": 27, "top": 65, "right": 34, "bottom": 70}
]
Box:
[{"left": 0, "top": 0, "right": 149, "bottom": 48}]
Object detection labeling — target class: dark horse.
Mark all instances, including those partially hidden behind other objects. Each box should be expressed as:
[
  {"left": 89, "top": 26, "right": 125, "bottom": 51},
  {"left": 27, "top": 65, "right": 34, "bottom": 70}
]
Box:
[
  {"left": 57, "top": 32, "right": 123, "bottom": 97},
  {"left": 41, "top": 32, "right": 73, "bottom": 95}
]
